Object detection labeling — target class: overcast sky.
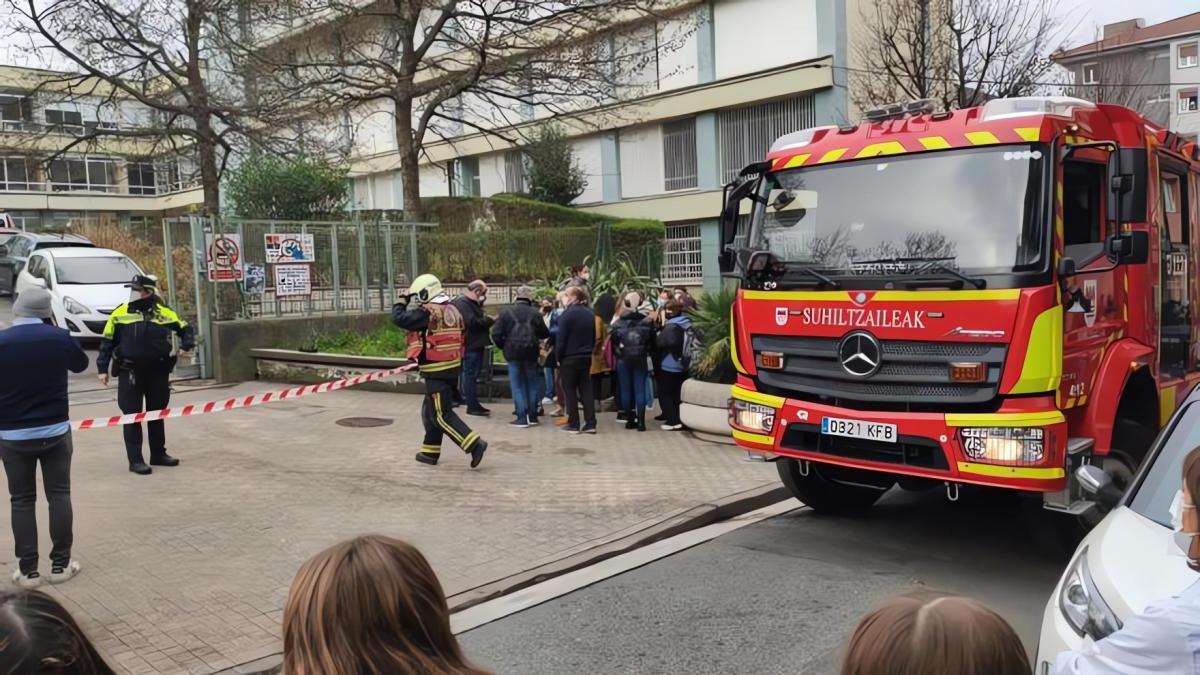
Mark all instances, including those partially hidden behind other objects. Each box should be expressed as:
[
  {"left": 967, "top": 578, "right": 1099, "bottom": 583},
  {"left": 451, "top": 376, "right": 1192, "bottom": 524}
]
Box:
[{"left": 1061, "top": 0, "right": 1199, "bottom": 47}]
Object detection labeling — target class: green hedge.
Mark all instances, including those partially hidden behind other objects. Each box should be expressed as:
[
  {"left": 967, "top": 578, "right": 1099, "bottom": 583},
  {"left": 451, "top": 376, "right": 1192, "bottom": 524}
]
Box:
[
  {"left": 419, "top": 195, "right": 613, "bottom": 232},
  {"left": 419, "top": 220, "right": 665, "bottom": 283}
]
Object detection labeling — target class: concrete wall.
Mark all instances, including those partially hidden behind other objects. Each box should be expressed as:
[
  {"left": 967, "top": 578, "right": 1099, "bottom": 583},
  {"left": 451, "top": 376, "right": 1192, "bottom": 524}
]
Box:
[
  {"left": 1171, "top": 37, "right": 1200, "bottom": 137},
  {"left": 713, "top": 0, "right": 818, "bottom": 80},
  {"left": 210, "top": 312, "right": 394, "bottom": 383}
]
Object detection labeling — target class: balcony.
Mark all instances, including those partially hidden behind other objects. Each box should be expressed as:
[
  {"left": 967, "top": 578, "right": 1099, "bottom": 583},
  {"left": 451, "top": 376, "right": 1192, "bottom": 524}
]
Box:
[{"left": 0, "top": 178, "right": 204, "bottom": 212}]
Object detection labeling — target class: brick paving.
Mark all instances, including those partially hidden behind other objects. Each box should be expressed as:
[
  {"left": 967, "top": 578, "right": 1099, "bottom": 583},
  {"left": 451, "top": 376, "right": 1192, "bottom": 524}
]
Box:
[{"left": 7, "top": 383, "right": 774, "bottom": 673}]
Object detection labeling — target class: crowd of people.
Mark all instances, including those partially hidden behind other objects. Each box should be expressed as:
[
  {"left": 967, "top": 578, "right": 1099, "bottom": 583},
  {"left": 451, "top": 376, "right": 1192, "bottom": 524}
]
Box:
[{"left": 479, "top": 264, "right": 702, "bottom": 435}]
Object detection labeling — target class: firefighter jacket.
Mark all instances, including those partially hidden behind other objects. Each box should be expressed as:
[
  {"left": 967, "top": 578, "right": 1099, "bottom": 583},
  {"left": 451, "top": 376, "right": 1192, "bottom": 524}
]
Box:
[
  {"left": 392, "top": 299, "right": 464, "bottom": 380},
  {"left": 97, "top": 296, "right": 195, "bottom": 374}
]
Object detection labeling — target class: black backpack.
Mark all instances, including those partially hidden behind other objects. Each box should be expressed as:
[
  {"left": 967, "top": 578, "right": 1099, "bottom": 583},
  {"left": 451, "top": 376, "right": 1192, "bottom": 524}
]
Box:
[
  {"left": 506, "top": 316, "right": 539, "bottom": 360},
  {"left": 619, "top": 323, "right": 649, "bottom": 364}
]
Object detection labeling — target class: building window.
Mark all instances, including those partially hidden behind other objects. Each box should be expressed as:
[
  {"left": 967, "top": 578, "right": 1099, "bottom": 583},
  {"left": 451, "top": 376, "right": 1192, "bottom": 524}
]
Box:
[
  {"left": 662, "top": 223, "right": 702, "bottom": 284},
  {"left": 49, "top": 157, "right": 115, "bottom": 192},
  {"left": 1180, "top": 88, "right": 1199, "bottom": 114},
  {"left": 0, "top": 157, "right": 30, "bottom": 191},
  {"left": 449, "top": 157, "right": 480, "bottom": 197},
  {"left": 662, "top": 118, "right": 697, "bottom": 191},
  {"left": 128, "top": 162, "right": 157, "bottom": 195},
  {"left": 1081, "top": 62, "right": 1099, "bottom": 85},
  {"left": 503, "top": 150, "right": 525, "bottom": 193},
  {"left": 45, "top": 109, "right": 84, "bottom": 134},
  {"left": 718, "top": 95, "right": 816, "bottom": 184},
  {"left": 1180, "top": 42, "right": 1199, "bottom": 69},
  {"left": 0, "top": 95, "right": 32, "bottom": 130}
]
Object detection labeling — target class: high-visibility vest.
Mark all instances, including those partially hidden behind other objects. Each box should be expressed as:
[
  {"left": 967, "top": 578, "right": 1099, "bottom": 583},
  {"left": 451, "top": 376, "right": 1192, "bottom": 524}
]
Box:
[{"left": 406, "top": 302, "right": 463, "bottom": 372}]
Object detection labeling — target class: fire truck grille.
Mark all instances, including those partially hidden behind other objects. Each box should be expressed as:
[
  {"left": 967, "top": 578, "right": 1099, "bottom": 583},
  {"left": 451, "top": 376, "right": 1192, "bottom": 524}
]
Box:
[
  {"left": 781, "top": 424, "right": 950, "bottom": 470},
  {"left": 751, "top": 335, "right": 1006, "bottom": 406}
]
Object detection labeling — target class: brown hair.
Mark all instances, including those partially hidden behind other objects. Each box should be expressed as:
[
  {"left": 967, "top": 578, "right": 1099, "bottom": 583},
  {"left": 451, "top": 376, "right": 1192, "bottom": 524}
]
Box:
[
  {"left": 282, "top": 535, "right": 490, "bottom": 675},
  {"left": 664, "top": 300, "right": 684, "bottom": 316},
  {"left": 1183, "top": 447, "right": 1200, "bottom": 571},
  {"left": 0, "top": 589, "right": 116, "bottom": 674},
  {"left": 564, "top": 285, "right": 589, "bottom": 305},
  {"left": 841, "top": 592, "right": 1029, "bottom": 675}
]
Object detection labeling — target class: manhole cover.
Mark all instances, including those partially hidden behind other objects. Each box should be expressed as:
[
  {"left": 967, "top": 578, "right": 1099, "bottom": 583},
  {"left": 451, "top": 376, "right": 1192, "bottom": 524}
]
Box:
[{"left": 335, "top": 417, "right": 395, "bottom": 428}]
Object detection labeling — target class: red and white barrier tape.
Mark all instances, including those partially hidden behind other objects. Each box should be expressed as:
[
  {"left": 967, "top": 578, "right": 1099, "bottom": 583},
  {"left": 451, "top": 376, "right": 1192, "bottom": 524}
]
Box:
[{"left": 73, "top": 365, "right": 414, "bottom": 431}]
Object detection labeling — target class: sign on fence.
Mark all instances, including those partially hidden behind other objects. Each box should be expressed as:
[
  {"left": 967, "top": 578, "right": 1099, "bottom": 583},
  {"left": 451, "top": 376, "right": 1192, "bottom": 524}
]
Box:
[
  {"left": 264, "top": 233, "right": 316, "bottom": 264},
  {"left": 205, "top": 233, "right": 244, "bottom": 282},
  {"left": 274, "top": 264, "right": 312, "bottom": 296},
  {"left": 244, "top": 264, "right": 266, "bottom": 295}
]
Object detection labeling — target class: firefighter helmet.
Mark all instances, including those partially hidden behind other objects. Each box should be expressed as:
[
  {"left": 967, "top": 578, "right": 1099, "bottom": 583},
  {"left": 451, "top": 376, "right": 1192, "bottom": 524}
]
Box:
[{"left": 407, "top": 274, "right": 444, "bottom": 302}]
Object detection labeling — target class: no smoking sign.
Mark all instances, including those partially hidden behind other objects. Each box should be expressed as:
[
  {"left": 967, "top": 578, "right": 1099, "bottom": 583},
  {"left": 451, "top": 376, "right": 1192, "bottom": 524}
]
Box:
[{"left": 205, "top": 233, "right": 244, "bottom": 282}]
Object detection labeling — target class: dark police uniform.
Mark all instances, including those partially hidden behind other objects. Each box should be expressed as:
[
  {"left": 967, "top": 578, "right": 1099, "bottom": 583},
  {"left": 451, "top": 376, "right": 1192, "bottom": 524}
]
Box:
[
  {"left": 97, "top": 287, "right": 195, "bottom": 473},
  {"left": 392, "top": 297, "right": 487, "bottom": 467}
]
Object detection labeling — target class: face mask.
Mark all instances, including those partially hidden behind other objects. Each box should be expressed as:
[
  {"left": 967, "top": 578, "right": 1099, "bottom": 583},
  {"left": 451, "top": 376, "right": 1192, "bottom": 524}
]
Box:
[{"left": 1169, "top": 489, "right": 1197, "bottom": 558}]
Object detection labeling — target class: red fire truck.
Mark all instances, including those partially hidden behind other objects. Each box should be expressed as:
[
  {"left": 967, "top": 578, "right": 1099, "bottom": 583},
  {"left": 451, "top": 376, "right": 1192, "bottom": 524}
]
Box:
[{"left": 720, "top": 97, "right": 1200, "bottom": 522}]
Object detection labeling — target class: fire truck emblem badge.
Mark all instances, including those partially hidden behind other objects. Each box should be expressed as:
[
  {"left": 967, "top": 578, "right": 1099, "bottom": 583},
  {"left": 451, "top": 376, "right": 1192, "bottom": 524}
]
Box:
[
  {"left": 1083, "top": 279, "right": 1097, "bottom": 328},
  {"left": 854, "top": 292, "right": 868, "bottom": 305},
  {"left": 838, "top": 331, "right": 882, "bottom": 378},
  {"left": 775, "top": 307, "right": 789, "bottom": 326}
]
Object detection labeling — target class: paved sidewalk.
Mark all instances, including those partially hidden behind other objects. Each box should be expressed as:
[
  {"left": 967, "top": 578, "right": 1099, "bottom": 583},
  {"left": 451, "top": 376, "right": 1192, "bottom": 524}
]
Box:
[{"left": 7, "top": 382, "right": 774, "bottom": 674}]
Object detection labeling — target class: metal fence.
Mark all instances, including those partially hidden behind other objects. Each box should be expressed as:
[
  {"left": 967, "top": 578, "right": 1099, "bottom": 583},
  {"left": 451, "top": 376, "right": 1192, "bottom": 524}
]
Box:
[
  {"left": 208, "top": 218, "right": 434, "bottom": 321},
  {"left": 662, "top": 223, "right": 703, "bottom": 284}
]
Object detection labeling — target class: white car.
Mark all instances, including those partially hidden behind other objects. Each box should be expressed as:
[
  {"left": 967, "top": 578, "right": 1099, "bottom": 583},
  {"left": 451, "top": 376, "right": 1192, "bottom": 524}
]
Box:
[
  {"left": 13, "top": 247, "right": 144, "bottom": 340},
  {"left": 1035, "top": 390, "right": 1199, "bottom": 672}
]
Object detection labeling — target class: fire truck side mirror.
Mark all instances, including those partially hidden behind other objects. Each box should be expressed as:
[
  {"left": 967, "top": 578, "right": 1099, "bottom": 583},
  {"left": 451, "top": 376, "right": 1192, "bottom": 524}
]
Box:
[
  {"left": 1057, "top": 256, "right": 1077, "bottom": 280},
  {"left": 1111, "top": 174, "right": 1133, "bottom": 194},
  {"left": 1105, "top": 231, "right": 1149, "bottom": 265}
]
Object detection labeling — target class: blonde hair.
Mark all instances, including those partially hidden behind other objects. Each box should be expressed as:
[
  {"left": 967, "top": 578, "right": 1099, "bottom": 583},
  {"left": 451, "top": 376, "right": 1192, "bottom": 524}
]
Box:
[{"left": 282, "top": 535, "right": 490, "bottom": 675}]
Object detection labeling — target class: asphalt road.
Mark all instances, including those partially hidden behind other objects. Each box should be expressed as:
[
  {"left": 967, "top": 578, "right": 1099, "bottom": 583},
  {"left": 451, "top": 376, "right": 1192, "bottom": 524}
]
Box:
[{"left": 459, "top": 487, "right": 1070, "bottom": 675}]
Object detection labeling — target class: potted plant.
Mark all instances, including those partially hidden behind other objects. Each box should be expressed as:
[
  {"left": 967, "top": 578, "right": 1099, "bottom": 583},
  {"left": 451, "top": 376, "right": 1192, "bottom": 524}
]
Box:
[{"left": 680, "top": 285, "right": 737, "bottom": 443}]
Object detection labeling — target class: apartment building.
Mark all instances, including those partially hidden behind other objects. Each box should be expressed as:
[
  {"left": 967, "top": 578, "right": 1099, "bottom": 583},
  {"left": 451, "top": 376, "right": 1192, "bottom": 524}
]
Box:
[
  {"left": 314, "top": 0, "right": 870, "bottom": 290},
  {"left": 1053, "top": 12, "right": 1200, "bottom": 140},
  {"left": 0, "top": 65, "right": 203, "bottom": 230}
]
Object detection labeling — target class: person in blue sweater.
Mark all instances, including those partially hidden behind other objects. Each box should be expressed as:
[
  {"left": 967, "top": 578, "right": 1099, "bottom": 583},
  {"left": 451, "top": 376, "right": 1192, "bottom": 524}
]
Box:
[
  {"left": 654, "top": 300, "right": 692, "bottom": 431},
  {"left": 0, "top": 287, "right": 88, "bottom": 588}
]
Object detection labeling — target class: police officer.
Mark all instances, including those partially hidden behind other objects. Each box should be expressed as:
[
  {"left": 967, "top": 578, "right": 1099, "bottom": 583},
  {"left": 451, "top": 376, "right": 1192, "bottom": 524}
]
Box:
[
  {"left": 392, "top": 274, "right": 488, "bottom": 468},
  {"left": 97, "top": 275, "right": 195, "bottom": 475}
]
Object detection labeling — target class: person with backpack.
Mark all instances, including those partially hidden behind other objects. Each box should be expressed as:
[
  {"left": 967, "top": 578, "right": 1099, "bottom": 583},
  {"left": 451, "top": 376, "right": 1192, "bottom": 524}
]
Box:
[
  {"left": 491, "top": 286, "right": 550, "bottom": 428},
  {"left": 655, "top": 300, "right": 694, "bottom": 431},
  {"left": 555, "top": 286, "right": 597, "bottom": 434},
  {"left": 611, "top": 291, "right": 655, "bottom": 432},
  {"left": 97, "top": 275, "right": 194, "bottom": 475}
]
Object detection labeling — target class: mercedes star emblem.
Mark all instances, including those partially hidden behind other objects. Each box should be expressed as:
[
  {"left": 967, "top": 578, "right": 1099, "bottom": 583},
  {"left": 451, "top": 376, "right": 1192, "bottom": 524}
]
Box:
[{"left": 838, "top": 331, "right": 882, "bottom": 378}]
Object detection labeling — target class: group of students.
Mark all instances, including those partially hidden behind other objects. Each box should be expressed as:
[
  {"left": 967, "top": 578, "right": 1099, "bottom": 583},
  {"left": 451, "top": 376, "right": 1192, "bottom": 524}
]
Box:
[{"left": 535, "top": 269, "right": 699, "bottom": 435}]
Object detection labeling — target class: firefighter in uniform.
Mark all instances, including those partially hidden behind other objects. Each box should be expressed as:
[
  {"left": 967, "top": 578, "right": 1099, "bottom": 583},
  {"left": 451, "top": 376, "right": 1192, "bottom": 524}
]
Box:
[
  {"left": 392, "top": 274, "right": 488, "bottom": 468},
  {"left": 97, "top": 275, "right": 195, "bottom": 475}
]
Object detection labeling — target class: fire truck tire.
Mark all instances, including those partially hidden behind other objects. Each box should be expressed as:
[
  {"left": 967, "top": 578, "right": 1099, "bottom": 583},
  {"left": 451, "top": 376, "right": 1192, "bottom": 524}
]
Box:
[{"left": 776, "top": 459, "right": 891, "bottom": 515}]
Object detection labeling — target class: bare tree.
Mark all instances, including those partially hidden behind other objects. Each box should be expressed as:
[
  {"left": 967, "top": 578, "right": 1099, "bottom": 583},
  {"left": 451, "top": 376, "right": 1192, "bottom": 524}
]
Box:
[
  {"left": 6, "top": 0, "right": 325, "bottom": 213},
  {"left": 852, "top": 0, "right": 1067, "bottom": 112},
  {"left": 1058, "top": 34, "right": 1161, "bottom": 113},
  {"left": 262, "top": 0, "right": 694, "bottom": 220}
]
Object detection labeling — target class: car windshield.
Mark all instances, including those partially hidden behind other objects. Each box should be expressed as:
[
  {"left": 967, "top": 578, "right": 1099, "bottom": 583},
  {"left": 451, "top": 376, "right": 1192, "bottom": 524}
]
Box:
[
  {"left": 1129, "top": 402, "right": 1200, "bottom": 527},
  {"left": 749, "top": 145, "right": 1047, "bottom": 278},
  {"left": 55, "top": 256, "right": 140, "bottom": 285}
]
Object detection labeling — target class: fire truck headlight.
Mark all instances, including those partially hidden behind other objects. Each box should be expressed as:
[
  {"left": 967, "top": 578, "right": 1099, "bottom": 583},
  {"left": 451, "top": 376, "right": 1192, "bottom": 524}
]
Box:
[
  {"left": 729, "top": 400, "right": 776, "bottom": 434},
  {"left": 958, "top": 427, "right": 1045, "bottom": 465}
]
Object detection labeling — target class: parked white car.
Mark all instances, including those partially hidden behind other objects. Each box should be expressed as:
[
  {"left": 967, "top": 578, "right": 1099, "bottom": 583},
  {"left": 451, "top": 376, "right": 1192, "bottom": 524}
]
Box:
[
  {"left": 1035, "top": 390, "right": 1199, "bottom": 672},
  {"left": 13, "top": 247, "right": 143, "bottom": 340}
]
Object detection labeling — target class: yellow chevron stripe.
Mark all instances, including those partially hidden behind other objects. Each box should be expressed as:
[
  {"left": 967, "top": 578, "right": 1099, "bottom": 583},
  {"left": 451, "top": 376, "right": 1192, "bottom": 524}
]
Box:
[
  {"left": 918, "top": 136, "right": 952, "bottom": 150},
  {"left": 1015, "top": 127, "right": 1040, "bottom": 142},
  {"left": 817, "top": 148, "right": 848, "bottom": 163},
  {"left": 965, "top": 131, "right": 1001, "bottom": 145},
  {"left": 855, "top": 141, "right": 907, "bottom": 158},
  {"left": 944, "top": 410, "right": 1066, "bottom": 427},
  {"left": 782, "top": 153, "right": 811, "bottom": 169}
]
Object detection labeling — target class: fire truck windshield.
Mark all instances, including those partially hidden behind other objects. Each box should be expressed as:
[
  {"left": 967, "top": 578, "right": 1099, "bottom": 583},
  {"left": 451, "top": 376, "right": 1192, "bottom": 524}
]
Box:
[{"left": 748, "top": 145, "right": 1048, "bottom": 282}]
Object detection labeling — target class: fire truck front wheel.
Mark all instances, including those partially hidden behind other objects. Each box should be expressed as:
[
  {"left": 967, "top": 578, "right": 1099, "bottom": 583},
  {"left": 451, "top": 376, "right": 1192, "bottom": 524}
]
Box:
[{"left": 776, "top": 458, "right": 892, "bottom": 515}]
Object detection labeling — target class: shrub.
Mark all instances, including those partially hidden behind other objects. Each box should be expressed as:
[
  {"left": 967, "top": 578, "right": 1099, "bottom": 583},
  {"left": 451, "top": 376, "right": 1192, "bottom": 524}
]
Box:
[
  {"left": 688, "top": 285, "right": 738, "bottom": 384},
  {"left": 227, "top": 156, "right": 348, "bottom": 220}
]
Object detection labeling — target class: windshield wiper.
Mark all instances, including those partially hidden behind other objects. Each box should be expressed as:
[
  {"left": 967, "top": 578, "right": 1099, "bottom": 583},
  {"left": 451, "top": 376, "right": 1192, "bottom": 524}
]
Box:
[
  {"left": 849, "top": 256, "right": 986, "bottom": 289},
  {"left": 780, "top": 262, "right": 842, "bottom": 289}
]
